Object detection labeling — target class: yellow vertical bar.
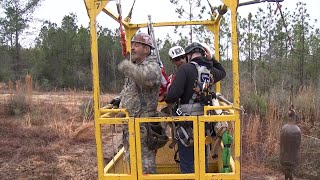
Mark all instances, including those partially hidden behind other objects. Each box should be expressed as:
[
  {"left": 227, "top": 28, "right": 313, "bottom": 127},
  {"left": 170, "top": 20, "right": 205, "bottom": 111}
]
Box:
[
  {"left": 230, "top": 0, "right": 241, "bottom": 179},
  {"left": 88, "top": 6, "right": 103, "bottom": 180},
  {"left": 198, "top": 119, "right": 206, "bottom": 180},
  {"left": 193, "top": 117, "right": 199, "bottom": 179},
  {"left": 128, "top": 118, "right": 137, "bottom": 179},
  {"left": 84, "top": 0, "right": 109, "bottom": 179},
  {"left": 213, "top": 23, "right": 221, "bottom": 93},
  {"left": 135, "top": 119, "right": 143, "bottom": 179}
]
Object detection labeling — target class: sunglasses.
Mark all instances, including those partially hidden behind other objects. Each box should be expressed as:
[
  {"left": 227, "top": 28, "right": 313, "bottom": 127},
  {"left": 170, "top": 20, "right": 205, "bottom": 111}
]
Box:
[{"left": 172, "top": 55, "right": 185, "bottom": 61}]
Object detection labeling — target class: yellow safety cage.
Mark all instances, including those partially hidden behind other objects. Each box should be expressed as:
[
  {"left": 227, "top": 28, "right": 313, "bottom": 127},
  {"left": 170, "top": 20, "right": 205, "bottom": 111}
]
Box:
[{"left": 84, "top": 0, "right": 241, "bottom": 179}]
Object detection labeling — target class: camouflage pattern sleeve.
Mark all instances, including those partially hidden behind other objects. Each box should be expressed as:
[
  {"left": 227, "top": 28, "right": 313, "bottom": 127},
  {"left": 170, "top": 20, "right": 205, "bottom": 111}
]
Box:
[
  {"left": 118, "top": 58, "right": 161, "bottom": 88},
  {"left": 116, "top": 77, "right": 128, "bottom": 100}
]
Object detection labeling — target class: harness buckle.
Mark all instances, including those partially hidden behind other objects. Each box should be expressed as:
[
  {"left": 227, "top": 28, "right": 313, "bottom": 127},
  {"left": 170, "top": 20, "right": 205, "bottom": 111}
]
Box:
[{"left": 176, "top": 108, "right": 183, "bottom": 116}]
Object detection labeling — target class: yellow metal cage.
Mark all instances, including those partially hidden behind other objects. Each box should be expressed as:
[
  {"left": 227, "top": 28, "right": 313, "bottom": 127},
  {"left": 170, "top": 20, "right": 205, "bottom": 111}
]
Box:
[{"left": 84, "top": 0, "right": 241, "bottom": 179}]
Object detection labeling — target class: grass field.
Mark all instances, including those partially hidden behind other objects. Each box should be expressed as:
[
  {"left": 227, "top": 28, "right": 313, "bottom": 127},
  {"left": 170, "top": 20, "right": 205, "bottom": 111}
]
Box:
[{"left": 0, "top": 90, "right": 318, "bottom": 179}]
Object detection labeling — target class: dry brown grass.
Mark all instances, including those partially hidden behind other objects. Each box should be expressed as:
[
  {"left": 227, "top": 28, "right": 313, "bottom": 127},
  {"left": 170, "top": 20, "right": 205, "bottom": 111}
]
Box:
[
  {"left": 0, "top": 91, "right": 99, "bottom": 179},
  {"left": 0, "top": 78, "right": 123, "bottom": 179},
  {"left": 1, "top": 79, "right": 318, "bottom": 179},
  {"left": 242, "top": 114, "right": 261, "bottom": 163},
  {"left": 241, "top": 85, "right": 320, "bottom": 179}
]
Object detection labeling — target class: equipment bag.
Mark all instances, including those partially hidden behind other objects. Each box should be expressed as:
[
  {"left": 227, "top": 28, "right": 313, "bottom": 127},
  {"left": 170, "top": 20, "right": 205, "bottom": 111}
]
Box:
[{"left": 145, "top": 122, "right": 169, "bottom": 150}]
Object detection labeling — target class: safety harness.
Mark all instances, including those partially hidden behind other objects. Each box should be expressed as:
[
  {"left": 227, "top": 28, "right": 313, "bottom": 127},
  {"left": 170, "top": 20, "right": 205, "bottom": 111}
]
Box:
[
  {"left": 169, "top": 61, "right": 233, "bottom": 171},
  {"left": 169, "top": 61, "right": 213, "bottom": 150}
]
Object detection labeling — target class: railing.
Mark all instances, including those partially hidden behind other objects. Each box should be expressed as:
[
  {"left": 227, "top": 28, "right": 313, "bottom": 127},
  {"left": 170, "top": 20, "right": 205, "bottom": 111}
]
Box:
[{"left": 98, "top": 104, "right": 240, "bottom": 180}]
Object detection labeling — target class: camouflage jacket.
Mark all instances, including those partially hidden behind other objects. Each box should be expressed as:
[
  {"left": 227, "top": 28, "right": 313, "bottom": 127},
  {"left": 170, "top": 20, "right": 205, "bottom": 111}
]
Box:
[{"left": 118, "top": 56, "right": 161, "bottom": 117}]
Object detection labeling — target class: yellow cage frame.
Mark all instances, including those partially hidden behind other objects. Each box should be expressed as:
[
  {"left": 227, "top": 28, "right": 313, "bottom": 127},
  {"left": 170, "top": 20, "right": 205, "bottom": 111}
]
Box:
[{"left": 84, "top": 0, "right": 241, "bottom": 179}]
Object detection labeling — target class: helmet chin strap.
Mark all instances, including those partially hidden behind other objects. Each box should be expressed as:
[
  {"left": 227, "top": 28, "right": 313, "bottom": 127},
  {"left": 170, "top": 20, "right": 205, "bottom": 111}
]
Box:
[{"left": 186, "top": 54, "right": 191, "bottom": 62}]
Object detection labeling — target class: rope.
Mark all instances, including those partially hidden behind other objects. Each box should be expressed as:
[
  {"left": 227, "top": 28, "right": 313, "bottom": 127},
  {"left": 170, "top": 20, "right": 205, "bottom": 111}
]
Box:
[
  {"left": 125, "top": 0, "right": 136, "bottom": 21},
  {"left": 206, "top": 0, "right": 215, "bottom": 15},
  {"left": 147, "top": 15, "right": 163, "bottom": 67},
  {"left": 273, "top": 0, "right": 294, "bottom": 51}
]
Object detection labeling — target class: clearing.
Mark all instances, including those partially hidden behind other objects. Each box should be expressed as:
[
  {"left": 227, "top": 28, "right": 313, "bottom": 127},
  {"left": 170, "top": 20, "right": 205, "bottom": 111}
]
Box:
[{"left": 0, "top": 91, "right": 307, "bottom": 179}]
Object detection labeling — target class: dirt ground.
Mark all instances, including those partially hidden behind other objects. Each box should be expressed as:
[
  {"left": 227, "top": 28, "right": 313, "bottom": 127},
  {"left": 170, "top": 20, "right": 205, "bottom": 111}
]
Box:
[{"left": 0, "top": 91, "right": 308, "bottom": 180}]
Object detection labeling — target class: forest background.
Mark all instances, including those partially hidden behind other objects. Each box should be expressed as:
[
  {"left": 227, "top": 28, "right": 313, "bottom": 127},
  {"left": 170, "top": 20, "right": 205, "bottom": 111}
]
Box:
[{"left": 0, "top": 0, "right": 320, "bottom": 179}]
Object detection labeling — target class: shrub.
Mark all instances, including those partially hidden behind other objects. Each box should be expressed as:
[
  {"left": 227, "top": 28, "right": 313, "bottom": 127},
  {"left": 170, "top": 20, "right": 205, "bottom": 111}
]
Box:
[
  {"left": 243, "top": 92, "right": 267, "bottom": 116},
  {"left": 6, "top": 93, "right": 31, "bottom": 116},
  {"left": 79, "top": 98, "right": 94, "bottom": 122}
]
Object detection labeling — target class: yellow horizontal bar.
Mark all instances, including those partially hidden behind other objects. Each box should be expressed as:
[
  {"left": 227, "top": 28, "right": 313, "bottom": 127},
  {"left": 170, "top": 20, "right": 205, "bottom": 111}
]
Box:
[
  {"left": 103, "top": 173, "right": 238, "bottom": 180},
  {"left": 138, "top": 174, "right": 196, "bottom": 180},
  {"left": 97, "top": 115, "right": 234, "bottom": 124},
  {"left": 135, "top": 116, "right": 197, "bottom": 123},
  {"left": 205, "top": 105, "right": 234, "bottom": 110},
  {"left": 100, "top": 108, "right": 129, "bottom": 115},
  {"left": 205, "top": 174, "right": 238, "bottom": 180},
  {"left": 199, "top": 115, "right": 236, "bottom": 122},
  {"left": 97, "top": 118, "right": 130, "bottom": 124},
  {"left": 101, "top": 174, "right": 132, "bottom": 180},
  {"left": 127, "top": 20, "right": 215, "bottom": 29}
]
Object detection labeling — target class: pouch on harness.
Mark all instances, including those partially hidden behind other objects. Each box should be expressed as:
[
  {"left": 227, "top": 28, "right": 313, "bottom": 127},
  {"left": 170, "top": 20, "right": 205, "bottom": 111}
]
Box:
[
  {"left": 189, "top": 61, "right": 214, "bottom": 106},
  {"left": 145, "top": 122, "right": 169, "bottom": 150}
]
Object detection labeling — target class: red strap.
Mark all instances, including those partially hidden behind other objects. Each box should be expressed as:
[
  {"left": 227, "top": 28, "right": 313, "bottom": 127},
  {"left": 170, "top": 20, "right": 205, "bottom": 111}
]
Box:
[
  {"left": 158, "top": 68, "right": 169, "bottom": 102},
  {"left": 118, "top": 16, "right": 127, "bottom": 58}
]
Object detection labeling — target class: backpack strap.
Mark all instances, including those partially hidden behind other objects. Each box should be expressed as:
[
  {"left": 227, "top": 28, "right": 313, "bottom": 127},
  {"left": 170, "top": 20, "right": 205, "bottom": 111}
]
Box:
[
  {"left": 169, "top": 122, "right": 178, "bottom": 149},
  {"left": 189, "top": 61, "right": 200, "bottom": 104}
]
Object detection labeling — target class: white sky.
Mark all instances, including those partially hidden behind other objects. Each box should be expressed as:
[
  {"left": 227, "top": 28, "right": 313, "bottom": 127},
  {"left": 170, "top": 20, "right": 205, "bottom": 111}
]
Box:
[{"left": 23, "top": 0, "right": 320, "bottom": 46}]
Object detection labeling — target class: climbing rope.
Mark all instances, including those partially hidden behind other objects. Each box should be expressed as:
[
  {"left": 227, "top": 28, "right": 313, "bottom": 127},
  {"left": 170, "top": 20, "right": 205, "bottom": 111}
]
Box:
[
  {"left": 273, "top": 0, "right": 294, "bottom": 51},
  {"left": 125, "top": 0, "right": 136, "bottom": 21}
]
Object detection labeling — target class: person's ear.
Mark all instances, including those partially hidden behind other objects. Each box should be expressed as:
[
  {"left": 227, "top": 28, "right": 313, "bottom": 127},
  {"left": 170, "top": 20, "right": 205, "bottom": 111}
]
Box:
[{"left": 143, "top": 45, "right": 150, "bottom": 55}]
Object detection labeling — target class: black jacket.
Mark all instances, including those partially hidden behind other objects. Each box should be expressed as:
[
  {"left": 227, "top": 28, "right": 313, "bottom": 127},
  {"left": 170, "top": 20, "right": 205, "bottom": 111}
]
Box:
[{"left": 165, "top": 56, "right": 226, "bottom": 104}]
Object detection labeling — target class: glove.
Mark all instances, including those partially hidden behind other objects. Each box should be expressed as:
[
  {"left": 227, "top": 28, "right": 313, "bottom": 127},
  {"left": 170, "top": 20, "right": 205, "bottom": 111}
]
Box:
[
  {"left": 103, "top": 98, "right": 121, "bottom": 109},
  {"left": 109, "top": 98, "right": 121, "bottom": 108}
]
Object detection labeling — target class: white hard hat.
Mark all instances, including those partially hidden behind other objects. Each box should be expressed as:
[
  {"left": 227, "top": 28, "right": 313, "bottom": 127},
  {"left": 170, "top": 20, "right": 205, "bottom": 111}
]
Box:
[{"left": 168, "top": 45, "right": 185, "bottom": 59}]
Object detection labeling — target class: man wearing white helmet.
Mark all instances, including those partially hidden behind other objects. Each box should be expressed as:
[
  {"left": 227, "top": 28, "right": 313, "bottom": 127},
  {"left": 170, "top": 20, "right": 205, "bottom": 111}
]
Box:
[
  {"left": 166, "top": 45, "right": 187, "bottom": 91},
  {"left": 168, "top": 45, "right": 187, "bottom": 68},
  {"left": 159, "top": 45, "right": 187, "bottom": 102}
]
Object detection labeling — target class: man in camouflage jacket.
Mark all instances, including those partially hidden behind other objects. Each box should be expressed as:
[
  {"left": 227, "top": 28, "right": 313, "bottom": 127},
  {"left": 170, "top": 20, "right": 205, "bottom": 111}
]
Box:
[{"left": 109, "top": 32, "right": 161, "bottom": 174}]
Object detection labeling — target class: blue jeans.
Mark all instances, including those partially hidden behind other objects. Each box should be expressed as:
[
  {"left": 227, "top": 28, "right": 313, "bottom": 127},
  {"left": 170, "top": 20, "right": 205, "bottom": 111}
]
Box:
[{"left": 177, "top": 141, "right": 209, "bottom": 173}]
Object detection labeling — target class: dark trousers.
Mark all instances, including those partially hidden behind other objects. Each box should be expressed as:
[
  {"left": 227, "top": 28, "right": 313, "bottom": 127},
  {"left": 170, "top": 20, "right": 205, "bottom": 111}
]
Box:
[{"left": 177, "top": 141, "right": 209, "bottom": 173}]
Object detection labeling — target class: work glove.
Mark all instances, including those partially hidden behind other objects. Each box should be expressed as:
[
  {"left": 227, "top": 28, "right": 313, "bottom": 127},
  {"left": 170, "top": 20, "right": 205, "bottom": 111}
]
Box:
[
  {"left": 102, "top": 98, "right": 121, "bottom": 118},
  {"left": 109, "top": 98, "right": 121, "bottom": 108},
  {"left": 103, "top": 98, "right": 121, "bottom": 109}
]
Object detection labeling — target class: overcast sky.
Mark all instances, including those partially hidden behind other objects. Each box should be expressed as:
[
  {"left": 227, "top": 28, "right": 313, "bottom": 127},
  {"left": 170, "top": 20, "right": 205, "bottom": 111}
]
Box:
[{"left": 24, "top": 0, "right": 320, "bottom": 46}]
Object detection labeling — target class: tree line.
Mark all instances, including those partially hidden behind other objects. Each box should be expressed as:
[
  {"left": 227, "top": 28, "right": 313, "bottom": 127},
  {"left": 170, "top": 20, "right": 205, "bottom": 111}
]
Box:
[{"left": 0, "top": 1, "right": 319, "bottom": 96}]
